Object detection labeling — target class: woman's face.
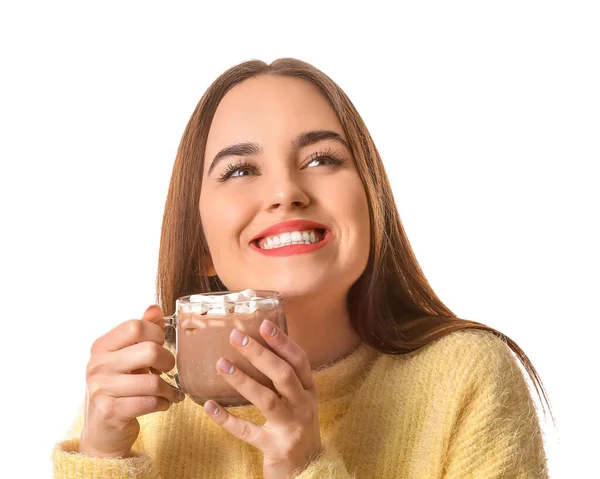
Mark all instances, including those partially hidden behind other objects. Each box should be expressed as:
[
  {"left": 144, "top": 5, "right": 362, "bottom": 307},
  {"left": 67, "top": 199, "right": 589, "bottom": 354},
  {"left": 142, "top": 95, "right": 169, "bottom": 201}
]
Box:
[{"left": 200, "top": 75, "right": 370, "bottom": 300}]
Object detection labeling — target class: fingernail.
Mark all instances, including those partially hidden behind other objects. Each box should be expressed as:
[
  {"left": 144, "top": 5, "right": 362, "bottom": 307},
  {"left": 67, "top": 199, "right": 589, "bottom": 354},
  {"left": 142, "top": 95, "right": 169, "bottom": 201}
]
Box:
[
  {"left": 261, "top": 320, "right": 277, "bottom": 337},
  {"left": 178, "top": 392, "right": 185, "bottom": 402},
  {"left": 230, "top": 329, "right": 249, "bottom": 346},
  {"left": 204, "top": 400, "right": 220, "bottom": 415},
  {"left": 217, "top": 357, "right": 235, "bottom": 374}
]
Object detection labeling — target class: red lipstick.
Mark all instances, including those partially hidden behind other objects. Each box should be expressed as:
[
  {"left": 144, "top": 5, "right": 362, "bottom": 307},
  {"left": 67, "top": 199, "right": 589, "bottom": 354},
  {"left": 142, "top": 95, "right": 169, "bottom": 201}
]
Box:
[{"left": 250, "top": 219, "right": 332, "bottom": 257}]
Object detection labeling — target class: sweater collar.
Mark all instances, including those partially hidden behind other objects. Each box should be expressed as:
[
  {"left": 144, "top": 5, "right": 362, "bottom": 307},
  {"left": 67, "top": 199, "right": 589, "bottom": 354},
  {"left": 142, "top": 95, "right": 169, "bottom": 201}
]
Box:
[{"left": 312, "top": 340, "right": 379, "bottom": 402}]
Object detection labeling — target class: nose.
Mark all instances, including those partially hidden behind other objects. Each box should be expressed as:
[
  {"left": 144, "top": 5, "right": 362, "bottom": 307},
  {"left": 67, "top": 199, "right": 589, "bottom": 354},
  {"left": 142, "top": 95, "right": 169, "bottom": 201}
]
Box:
[{"left": 265, "top": 171, "right": 310, "bottom": 212}]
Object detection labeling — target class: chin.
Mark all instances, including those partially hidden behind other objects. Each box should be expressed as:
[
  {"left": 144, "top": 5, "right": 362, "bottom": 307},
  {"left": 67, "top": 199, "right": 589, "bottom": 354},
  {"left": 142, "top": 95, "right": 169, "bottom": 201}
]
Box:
[
  {"left": 266, "top": 282, "right": 321, "bottom": 300},
  {"left": 264, "top": 274, "right": 355, "bottom": 304},
  {"left": 238, "top": 273, "right": 326, "bottom": 300},
  {"left": 221, "top": 263, "right": 362, "bottom": 301},
  {"left": 275, "top": 285, "right": 321, "bottom": 301}
]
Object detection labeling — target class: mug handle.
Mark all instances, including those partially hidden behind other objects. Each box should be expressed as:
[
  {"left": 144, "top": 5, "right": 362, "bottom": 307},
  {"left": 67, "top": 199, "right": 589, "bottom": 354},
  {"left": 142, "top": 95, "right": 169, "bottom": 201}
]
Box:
[{"left": 160, "top": 314, "right": 183, "bottom": 392}]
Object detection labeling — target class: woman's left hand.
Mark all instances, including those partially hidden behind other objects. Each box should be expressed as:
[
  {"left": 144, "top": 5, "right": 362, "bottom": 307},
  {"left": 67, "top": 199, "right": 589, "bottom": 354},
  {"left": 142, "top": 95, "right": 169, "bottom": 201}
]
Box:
[{"left": 203, "top": 319, "right": 323, "bottom": 479}]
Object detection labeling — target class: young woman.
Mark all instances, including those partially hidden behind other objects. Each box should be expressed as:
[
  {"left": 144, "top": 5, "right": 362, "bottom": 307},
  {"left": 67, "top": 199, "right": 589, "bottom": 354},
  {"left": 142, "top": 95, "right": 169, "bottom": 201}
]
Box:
[{"left": 53, "top": 58, "right": 552, "bottom": 478}]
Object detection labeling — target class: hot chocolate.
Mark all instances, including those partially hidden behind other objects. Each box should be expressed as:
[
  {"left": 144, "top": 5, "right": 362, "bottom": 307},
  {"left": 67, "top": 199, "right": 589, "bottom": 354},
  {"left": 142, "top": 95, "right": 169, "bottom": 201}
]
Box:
[{"left": 172, "top": 291, "right": 286, "bottom": 407}]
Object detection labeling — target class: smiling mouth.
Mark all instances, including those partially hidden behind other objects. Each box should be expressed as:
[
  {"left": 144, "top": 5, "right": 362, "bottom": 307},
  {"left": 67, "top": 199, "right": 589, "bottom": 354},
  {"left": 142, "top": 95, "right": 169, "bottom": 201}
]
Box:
[{"left": 252, "top": 228, "right": 327, "bottom": 250}]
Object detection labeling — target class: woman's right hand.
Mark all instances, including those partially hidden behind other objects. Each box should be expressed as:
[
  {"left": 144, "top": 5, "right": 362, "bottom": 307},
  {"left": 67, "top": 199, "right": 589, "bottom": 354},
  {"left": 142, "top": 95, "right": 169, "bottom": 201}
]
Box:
[{"left": 79, "top": 305, "right": 184, "bottom": 458}]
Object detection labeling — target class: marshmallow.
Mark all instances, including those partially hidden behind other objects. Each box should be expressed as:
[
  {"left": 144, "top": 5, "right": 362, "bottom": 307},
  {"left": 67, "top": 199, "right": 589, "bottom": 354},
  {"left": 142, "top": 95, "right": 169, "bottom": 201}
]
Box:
[
  {"left": 257, "top": 298, "right": 277, "bottom": 310},
  {"left": 211, "top": 295, "right": 230, "bottom": 305},
  {"left": 234, "top": 303, "right": 258, "bottom": 314},
  {"left": 189, "top": 294, "right": 207, "bottom": 302},
  {"left": 186, "top": 290, "right": 272, "bottom": 316},
  {"left": 225, "top": 292, "right": 242, "bottom": 302},
  {"left": 185, "top": 303, "right": 210, "bottom": 315},
  {"left": 190, "top": 293, "right": 230, "bottom": 304},
  {"left": 238, "top": 289, "right": 257, "bottom": 300}
]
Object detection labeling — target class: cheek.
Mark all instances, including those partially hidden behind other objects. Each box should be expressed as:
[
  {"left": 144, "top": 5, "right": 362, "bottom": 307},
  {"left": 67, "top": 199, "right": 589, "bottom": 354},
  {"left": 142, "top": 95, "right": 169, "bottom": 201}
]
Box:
[
  {"left": 199, "top": 187, "right": 253, "bottom": 255},
  {"left": 351, "top": 188, "right": 372, "bottom": 263},
  {"left": 322, "top": 175, "right": 371, "bottom": 258}
]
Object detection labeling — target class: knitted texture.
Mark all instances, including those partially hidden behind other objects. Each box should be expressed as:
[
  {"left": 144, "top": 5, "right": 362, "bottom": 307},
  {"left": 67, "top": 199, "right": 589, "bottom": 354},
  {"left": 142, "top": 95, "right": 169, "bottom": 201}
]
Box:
[{"left": 52, "top": 329, "right": 548, "bottom": 478}]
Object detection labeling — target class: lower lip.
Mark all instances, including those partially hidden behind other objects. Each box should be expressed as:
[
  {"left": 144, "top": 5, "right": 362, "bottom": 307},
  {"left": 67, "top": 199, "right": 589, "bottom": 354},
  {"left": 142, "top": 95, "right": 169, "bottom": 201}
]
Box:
[{"left": 250, "top": 231, "right": 332, "bottom": 257}]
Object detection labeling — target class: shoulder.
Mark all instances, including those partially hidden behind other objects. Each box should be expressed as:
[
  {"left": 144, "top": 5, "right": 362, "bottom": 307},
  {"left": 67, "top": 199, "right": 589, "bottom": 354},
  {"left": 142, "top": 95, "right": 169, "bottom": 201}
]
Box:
[
  {"left": 376, "top": 328, "right": 532, "bottom": 401},
  {"left": 385, "top": 328, "right": 518, "bottom": 371}
]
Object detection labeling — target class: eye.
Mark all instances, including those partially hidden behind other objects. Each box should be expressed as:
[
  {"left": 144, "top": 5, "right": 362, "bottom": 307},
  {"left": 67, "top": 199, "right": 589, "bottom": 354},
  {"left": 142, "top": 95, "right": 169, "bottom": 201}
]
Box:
[
  {"left": 230, "top": 167, "right": 253, "bottom": 177},
  {"left": 305, "top": 147, "right": 346, "bottom": 169},
  {"left": 218, "top": 160, "right": 259, "bottom": 182},
  {"left": 307, "top": 157, "right": 334, "bottom": 167}
]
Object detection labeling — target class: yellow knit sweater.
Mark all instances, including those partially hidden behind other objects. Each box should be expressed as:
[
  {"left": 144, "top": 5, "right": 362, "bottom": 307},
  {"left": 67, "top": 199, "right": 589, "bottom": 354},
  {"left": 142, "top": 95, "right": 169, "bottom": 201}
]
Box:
[{"left": 52, "top": 329, "right": 548, "bottom": 478}]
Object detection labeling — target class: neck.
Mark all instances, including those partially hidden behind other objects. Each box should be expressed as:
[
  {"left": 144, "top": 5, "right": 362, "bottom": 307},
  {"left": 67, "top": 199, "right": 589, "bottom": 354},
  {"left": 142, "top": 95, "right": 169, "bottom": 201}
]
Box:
[{"left": 282, "top": 291, "right": 361, "bottom": 371}]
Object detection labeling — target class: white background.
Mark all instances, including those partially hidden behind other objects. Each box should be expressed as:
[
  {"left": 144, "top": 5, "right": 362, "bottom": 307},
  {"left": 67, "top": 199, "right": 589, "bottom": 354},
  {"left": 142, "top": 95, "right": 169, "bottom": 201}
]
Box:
[{"left": 1, "top": 1, "right": 598, "bottom": 477}]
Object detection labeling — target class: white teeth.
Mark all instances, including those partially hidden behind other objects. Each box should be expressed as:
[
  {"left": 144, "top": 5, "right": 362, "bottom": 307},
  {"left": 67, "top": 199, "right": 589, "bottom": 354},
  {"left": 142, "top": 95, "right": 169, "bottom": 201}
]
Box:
[
  {"left": 258, "top": 229, "right": 323, "bottom": 249},
  {"left": 279, "top": 232, "right": 291, "bottom": 244}
]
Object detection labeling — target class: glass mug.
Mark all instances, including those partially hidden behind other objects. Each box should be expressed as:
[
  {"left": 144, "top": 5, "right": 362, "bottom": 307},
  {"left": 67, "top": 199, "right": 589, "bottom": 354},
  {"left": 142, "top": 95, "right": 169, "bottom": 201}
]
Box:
[{"left": 160, "top": 290, "right": 287, "bottom": 407}]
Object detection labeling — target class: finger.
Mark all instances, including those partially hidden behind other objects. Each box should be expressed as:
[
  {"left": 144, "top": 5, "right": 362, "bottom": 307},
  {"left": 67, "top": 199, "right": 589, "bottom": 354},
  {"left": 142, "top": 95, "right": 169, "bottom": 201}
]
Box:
[
  {"left": 141, "top": 305, "right": 165, "bottom": 328},
  {"left": 259, "top": 320, "right": 316, "bottom": 393},
  {"left": 88, "top": 373, "right": 184, "bottom": 404},
  {"left": 116, "top": 341, "right": 176, "bottom": 373},
  {"left": 203, "top": 400, "right": 264, "bottom": 450},
  {"left": 140, "top": 305, "right": 166, "bottom": 373},
  {"left": 114, "top": 395, "right": 173, "bottom": 419},
  {"left": 92, "top": 340, "right": 176, "bottom": 374},
  {"left": 91, "top": 319, "right": 165, "bottom": 354},
  {"left": 229, "top": 329, "right": 305, "bottom": 405},
  {"left": 215, "top": 357, "right": 288, "bottom": 421}
]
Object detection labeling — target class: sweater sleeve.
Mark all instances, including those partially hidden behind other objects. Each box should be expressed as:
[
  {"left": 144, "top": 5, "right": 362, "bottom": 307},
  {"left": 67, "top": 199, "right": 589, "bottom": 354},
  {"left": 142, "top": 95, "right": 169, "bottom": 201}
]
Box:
[
  {"left": 292, "top": 440, "right": 355, "bottom": 479},
  {"left": 52, "top": 403, "right": 157, "bottom": 479},
  {"left": 442, "top": 332, "right": 549, "bottom": 479}
]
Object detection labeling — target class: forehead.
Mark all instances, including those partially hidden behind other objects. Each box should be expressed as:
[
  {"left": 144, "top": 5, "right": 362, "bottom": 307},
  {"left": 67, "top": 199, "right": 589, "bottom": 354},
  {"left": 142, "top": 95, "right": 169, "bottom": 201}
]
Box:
[{"left": 205, "top": 75, "right": 344, "bottom": 155}]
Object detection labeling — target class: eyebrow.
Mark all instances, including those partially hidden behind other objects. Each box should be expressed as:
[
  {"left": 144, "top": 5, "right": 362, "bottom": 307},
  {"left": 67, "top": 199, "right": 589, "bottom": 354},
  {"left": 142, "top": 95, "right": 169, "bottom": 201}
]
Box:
[{"left": 207, "top": 129, "right": 350, "bottom": 175}]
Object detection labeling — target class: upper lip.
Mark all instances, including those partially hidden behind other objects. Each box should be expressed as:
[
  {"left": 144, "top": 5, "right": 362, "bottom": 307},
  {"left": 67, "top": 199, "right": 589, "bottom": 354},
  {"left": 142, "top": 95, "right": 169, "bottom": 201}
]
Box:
[{"left": 250, "top": 219, "right": 330, "bottom": 243}]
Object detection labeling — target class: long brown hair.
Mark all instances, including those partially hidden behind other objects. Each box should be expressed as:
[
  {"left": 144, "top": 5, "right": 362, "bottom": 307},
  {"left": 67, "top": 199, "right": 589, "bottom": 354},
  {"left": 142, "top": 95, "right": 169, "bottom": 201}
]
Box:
[{"left": 157, "top": 58, "right": 554, "bottom": 424}]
